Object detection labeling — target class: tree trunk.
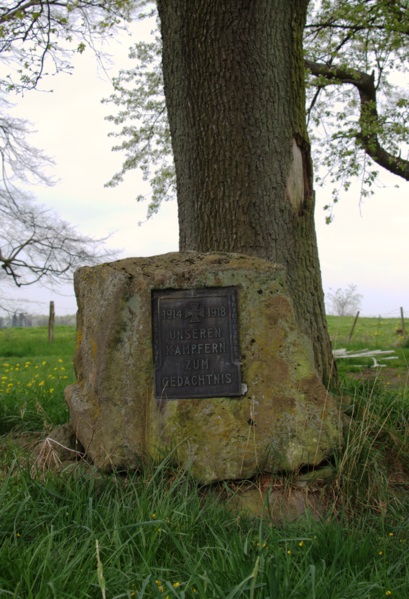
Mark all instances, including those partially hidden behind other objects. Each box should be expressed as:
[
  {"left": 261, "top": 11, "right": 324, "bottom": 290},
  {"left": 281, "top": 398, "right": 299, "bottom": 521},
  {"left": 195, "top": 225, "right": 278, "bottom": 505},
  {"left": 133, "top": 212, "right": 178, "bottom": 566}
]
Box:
[{"left": 157, "top": 0, "right": 334, "bottom": 383}]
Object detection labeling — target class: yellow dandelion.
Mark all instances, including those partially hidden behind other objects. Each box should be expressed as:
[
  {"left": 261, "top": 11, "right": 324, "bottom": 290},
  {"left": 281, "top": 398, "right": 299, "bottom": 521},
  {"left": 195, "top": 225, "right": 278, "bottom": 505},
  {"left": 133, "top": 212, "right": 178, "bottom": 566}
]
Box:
[
  {"left": 50, "top": 388, "right": 54, "bottom": 394},
  {"left": 173, "top": 581, "right": 180, "bottom": 588},
  {"left": 386, "top": 591, "right": 392, "bottom": 596},
  {"left": 298, "top": 541, "right": 303, "bottom": 547},
  {"left": 58, "top": 359, "right": 63, "bottom": 363},
  {"left": 287, "top": 550, "right": 291, "bottom": 555},
  {"left": 388, "top": 533, "right": 394, "bottom": 537},
  {"left": 151, "top": 513, "right": 156, "bottom": 519},
  {"left": 41, "top": 361, "right": 46, "bottom": 365},
  {"left": 378, "top": 551, "right": 383, "bottom": 556},
  {"left": 38, "top": 381, "right": 45, "bottom": 387}
]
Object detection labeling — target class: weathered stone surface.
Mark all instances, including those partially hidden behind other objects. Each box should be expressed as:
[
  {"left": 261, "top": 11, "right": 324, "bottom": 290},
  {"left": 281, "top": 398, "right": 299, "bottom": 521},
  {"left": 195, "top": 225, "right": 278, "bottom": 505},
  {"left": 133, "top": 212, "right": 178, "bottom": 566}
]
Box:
[
  {"left": 65, "top": 252, "right": 342, "bottom": 483},
  {"left": 232, "top": 485, "right": 324, "bottom": 522}
]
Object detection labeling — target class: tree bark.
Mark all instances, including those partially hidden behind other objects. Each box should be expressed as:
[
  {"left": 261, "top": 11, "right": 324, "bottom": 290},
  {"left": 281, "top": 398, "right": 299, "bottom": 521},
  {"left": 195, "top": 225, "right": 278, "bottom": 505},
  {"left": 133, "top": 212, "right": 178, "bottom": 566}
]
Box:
[{"left": 157, "top": 0, "right": 334, "bottom": 383}]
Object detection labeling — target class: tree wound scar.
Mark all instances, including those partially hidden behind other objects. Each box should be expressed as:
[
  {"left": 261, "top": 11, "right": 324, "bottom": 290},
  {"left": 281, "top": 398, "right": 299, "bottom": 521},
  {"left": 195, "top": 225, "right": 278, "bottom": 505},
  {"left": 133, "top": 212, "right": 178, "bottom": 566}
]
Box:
[{"left": 286, "top": 138, "right": 305, "bottom": 213}]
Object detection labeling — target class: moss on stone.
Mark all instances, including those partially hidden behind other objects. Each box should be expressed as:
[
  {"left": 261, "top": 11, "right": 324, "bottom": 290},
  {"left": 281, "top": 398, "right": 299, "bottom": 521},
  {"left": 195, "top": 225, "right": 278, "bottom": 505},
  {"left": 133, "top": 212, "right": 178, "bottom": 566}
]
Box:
[{"left": 65, "top": 252, "right": 342, "bottom": 483}]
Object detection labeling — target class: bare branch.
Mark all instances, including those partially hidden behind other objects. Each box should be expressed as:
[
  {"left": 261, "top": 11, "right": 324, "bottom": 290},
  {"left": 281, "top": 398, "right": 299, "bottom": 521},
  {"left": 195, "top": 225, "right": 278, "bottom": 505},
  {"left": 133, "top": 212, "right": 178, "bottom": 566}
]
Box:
[
  {"left": 1, "top": 190, "right": 117, "bottom": 287},
  {"left": 0, "top": 104, "right": 116, "bottom": 287}
]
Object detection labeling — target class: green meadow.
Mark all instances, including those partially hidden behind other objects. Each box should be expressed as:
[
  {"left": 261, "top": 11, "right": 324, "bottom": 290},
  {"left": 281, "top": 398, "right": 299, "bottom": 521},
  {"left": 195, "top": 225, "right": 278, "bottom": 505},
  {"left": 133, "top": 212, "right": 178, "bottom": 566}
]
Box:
[
  {"left": 0, "top": 321, "right": 408, "bottom": 598},
  {"left": 0, "top": 326, "right": 75, "bottom": 435}
]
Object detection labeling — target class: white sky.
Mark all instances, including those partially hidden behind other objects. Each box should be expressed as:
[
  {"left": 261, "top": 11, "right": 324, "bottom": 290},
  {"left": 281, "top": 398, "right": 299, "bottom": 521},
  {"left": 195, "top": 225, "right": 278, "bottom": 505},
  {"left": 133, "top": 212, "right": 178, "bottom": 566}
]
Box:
[{"left": 3, "top": 20, "right": 409, "bottom": 319}]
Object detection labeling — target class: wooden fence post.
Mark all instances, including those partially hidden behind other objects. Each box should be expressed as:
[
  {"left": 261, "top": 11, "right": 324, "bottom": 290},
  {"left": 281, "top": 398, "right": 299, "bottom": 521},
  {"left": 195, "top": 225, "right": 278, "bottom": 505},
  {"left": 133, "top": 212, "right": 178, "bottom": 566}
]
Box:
[
  {"left": 400, "top": 307, "right": 407, "bottom": 338},
  {"left": 48, "top": 301, "right": 55, "bottom": 343},
  {"left": 348, "top": 311, "right": 360, "bottom": 343}
]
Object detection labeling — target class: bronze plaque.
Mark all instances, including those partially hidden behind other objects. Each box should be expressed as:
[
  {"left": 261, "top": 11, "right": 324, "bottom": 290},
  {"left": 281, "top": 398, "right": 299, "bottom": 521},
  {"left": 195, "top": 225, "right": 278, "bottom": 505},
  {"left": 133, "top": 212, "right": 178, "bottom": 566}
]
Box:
[{"left": 152, "top": 287, "right": 241, "bottom": 399}]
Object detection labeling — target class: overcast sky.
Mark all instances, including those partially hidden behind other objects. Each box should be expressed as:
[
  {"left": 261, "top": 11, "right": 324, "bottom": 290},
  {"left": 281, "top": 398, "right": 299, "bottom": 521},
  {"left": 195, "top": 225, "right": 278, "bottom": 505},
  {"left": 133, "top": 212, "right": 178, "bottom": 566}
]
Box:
[{"left": 3, "top": 19, "right": 409, "bottom": 319}]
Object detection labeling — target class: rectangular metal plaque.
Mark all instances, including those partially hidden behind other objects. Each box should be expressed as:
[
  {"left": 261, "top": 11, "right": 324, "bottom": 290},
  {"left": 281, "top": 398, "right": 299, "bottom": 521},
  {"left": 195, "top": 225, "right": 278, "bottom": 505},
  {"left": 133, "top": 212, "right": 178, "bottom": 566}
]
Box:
[{"left": 152, "top": 287, "right": 241, "bottom": 399}]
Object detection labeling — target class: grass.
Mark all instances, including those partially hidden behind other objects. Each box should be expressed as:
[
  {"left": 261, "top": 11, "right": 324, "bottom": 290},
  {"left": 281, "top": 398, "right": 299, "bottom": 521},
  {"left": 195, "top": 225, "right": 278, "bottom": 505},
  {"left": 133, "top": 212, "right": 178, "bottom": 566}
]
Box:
[
  {"left": 0, "top": 326, "right": 76, "bottom": 359},
  {"left": 0, "top": 322, "right": 408, "bottom": 597},
  {"left": 0, "top": 327, "right": 75, "bottom": 434},
  {"left": 327, "top": 315, "right": 409, "bottom": 373},
  {"left": 0, "top": 459, "right": 408, "bottom": 598}
]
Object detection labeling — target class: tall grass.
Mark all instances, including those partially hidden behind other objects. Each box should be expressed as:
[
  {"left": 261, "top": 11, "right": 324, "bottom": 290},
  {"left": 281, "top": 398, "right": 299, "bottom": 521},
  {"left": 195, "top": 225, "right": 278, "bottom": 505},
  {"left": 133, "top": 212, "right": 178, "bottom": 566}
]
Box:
[
  {"left": 1, "top": 456, "right": 408, "bottom": 598},
  {"left": 332, "top": 374, "right": 409, "bottom": 518}
]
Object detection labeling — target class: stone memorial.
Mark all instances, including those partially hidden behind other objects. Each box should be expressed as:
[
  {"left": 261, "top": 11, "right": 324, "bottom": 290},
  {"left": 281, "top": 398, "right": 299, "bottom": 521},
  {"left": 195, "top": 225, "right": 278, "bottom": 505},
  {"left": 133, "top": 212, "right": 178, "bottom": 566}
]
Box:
[{"left": 65, "top": 252, "right": 342, "bottom": 483}]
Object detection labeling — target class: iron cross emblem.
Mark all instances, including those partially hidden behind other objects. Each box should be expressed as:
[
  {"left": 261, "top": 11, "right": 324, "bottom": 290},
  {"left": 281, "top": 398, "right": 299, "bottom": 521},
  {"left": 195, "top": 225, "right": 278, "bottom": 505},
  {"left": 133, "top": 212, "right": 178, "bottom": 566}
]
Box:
[{"left": 185, "top": 302, "right": 205, "bottom": 323}]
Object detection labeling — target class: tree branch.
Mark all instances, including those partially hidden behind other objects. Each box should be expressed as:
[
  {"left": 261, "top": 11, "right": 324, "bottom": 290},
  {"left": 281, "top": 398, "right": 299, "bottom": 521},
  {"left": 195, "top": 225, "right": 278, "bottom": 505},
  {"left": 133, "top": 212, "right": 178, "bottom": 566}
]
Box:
[{"left": 305, "top": 59, "right": 409, "bottom": 181}]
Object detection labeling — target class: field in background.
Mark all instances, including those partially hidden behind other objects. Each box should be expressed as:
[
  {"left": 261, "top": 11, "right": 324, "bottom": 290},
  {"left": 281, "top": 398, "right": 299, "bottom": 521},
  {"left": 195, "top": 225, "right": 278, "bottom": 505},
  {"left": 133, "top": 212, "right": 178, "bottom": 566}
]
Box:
[
  {"left": 0, "top": 318, "right": 408, "bottom": 434},
  {"left": 0, "top": 325, "right": 76, "bottom": 359},
  {"left": 327, "top": 315, "right": 407, "bottom": 351},
  {"left": 327, "top": 316, "right": 409, "bottom": 384},
  {"left": 0, "top": 326, "right": 75, "bottom": 434}
]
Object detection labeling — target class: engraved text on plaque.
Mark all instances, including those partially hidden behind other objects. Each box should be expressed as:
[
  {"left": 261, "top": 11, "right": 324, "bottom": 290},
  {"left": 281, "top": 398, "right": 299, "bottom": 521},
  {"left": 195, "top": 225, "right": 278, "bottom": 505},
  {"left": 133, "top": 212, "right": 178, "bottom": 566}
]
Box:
[{"left": 152, "top": 287, "right": 241, "bottom": 399}]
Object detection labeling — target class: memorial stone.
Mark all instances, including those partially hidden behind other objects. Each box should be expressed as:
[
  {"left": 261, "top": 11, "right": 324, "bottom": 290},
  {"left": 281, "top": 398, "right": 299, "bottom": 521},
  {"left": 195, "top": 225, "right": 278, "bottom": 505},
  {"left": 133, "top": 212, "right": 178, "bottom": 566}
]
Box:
[{"left": 65, "top": 252, "right": 342, "bottom": 483}]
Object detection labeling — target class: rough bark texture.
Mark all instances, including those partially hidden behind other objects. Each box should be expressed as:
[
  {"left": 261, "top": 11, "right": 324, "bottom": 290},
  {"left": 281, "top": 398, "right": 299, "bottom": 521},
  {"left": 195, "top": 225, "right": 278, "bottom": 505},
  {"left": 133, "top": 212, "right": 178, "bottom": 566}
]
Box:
[{"left": 157, "top": 0, "right": 334, "bottom": 383}]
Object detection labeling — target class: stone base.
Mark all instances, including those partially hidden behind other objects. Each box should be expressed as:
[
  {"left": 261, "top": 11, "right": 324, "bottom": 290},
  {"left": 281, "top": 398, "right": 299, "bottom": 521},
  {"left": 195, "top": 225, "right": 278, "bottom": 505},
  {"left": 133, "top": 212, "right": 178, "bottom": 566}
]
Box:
[{"left": 65, "top": 252, "right": 341, "bottom": 483}]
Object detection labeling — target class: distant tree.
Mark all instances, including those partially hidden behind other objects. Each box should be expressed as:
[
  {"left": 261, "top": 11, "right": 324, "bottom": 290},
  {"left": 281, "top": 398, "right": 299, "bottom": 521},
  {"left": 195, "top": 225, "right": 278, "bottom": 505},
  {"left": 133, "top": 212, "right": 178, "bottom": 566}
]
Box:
[{"left": 327, "top": 284, "right": 362, "bottom": 316}]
